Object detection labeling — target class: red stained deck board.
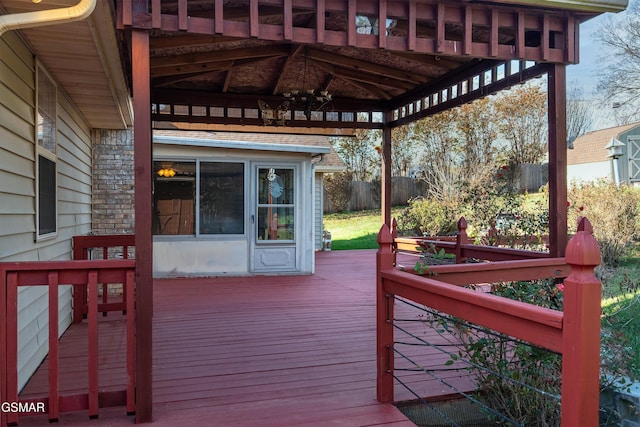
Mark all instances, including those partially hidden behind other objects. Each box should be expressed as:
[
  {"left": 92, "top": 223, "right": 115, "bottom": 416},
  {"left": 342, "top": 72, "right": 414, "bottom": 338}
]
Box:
[{"left": 18, "top": 250, "right": 474, "bottom": 426}]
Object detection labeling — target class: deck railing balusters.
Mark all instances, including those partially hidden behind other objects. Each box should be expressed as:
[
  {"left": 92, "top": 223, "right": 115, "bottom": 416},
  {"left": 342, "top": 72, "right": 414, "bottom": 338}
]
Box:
[{"left": 0, "top": 260, "right": 136, "bottom": 425}]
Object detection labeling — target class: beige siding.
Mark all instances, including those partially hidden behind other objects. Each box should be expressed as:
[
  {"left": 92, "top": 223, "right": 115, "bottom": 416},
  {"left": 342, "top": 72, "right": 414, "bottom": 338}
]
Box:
[
  {"left": 0, "top": 32, "right": 92, "bottom": 390},
  {"left": 314, "top": 172, "right": 323, "bottom": 250}
]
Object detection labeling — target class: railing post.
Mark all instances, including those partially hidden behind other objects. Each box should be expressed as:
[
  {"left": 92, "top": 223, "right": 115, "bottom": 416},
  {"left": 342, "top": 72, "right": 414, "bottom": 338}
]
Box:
[
  {"left": 0, "top": 267, "right": 7, "bottom": 427},
  {"left": 455, "top": 217, "right": 469, "bottom": 264},
  {"left": 377, "top": 224, "right": 395, "bottom": 403},
  {"left": 561, "top": 217, "right": 601, "bottom": 427},
  {"left": 72, "top": 236, "right": 87, "bottom": 323}
]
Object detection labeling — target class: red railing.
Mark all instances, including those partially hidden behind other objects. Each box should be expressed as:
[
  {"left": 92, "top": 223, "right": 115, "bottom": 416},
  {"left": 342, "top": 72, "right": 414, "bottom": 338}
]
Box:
[
  {"left": 72, "top": 234, "right": 135, "bottom": 322},
  {"left": 0, "top": 260, "right": 136, "bottom": 426},
  {"left": 377, "top": 218, "right": 602, "bottom": 426},
  {"left": 394, "top": 217, "right": 550, "bottom": 265}
]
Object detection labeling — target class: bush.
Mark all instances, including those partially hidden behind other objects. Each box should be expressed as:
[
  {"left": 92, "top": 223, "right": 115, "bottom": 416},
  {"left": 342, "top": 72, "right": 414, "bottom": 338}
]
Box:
[
  {"left": 424, "top": 279, "right": 564, "bottom": 425},
  {"left": 324, "top": 172, "right": 352, "bottom": 212},
  {"left": 396, "top": 197, "right": 458, "bottom": 236},
  {"left": 568, "top": 180, "right": 640, "bottom": 266}
]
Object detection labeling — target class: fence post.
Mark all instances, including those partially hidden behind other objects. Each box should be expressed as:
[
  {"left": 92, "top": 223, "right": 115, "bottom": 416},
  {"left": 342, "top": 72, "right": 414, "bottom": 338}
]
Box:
[
  {"left": 377, "top": 224, "right": 395, "bottom": 403},
  {"left": 455, "top": 217, "right": 469, "bottom": 264},
  {"left": 561, "top": 217, "right": 601, "bottom": 427}
]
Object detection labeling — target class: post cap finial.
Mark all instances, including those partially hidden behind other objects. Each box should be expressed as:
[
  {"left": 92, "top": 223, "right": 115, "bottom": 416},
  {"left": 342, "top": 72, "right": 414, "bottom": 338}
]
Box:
[{"left": 566, "top": 216, "right": 601, "bottom": 267}]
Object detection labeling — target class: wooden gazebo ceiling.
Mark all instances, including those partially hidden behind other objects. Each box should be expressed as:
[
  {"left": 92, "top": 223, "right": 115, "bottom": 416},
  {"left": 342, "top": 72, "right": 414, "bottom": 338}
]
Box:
[{"left": 120, "top": 0, "right": 599, "bottom": 129}]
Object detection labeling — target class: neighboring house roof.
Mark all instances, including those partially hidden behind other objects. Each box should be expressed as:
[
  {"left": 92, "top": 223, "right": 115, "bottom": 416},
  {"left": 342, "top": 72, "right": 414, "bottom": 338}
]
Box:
[
  {"left": 567, "top": 123, "right": 640, "bottom": 165},
  {"left": 153, "top": 129, "right": 345, "bottom": 173}
]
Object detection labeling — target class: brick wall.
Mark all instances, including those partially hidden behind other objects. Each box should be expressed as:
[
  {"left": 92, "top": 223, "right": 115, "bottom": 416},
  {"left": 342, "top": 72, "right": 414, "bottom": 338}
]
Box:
[{"left": 93, "top": 129, "right": 135, "bottom": 235}]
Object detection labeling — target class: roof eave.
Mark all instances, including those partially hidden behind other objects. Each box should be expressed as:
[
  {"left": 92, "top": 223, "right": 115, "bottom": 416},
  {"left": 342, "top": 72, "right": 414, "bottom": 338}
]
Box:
[{"left": 485, "top": 0, "right": 628, "bottom": 12}]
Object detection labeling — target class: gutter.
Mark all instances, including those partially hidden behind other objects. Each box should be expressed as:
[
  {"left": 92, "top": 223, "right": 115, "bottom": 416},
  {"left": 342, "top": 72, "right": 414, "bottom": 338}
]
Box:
[{"left": 0, "top": 0, "right": 97, "bottom": 36}]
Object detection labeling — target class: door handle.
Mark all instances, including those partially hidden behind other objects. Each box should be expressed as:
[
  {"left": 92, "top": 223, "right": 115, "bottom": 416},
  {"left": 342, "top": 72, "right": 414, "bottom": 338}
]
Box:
[{"left": 251, "top": 215, "right": 255, "bottom": 224}]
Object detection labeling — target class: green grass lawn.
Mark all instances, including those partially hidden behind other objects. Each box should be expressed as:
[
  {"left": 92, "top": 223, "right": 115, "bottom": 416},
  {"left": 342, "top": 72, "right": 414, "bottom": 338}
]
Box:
[
  {"left": 601, "top": 243, "right": 640, "bottom": 380},
  {"left": 323, "top": 207, "right": 405, "bottom": 250}
]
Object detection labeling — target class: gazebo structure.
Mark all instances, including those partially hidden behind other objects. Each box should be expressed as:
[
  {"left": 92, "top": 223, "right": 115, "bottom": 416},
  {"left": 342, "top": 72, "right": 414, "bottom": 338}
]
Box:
[
  {"left": 0, "top": 0, "right": 629, "bottom": 424},
  {"left": 120, "top": 0, "right": 626, "bottom": 421}
]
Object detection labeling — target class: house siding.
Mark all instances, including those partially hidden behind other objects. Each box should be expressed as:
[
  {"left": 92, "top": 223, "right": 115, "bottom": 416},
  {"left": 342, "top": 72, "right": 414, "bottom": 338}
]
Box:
[
  {"left": 314, "top": 172, "right": 323, "bottom": 250},
  {"left": 0, "top": 32, "right": 92, "bottom": 390}
]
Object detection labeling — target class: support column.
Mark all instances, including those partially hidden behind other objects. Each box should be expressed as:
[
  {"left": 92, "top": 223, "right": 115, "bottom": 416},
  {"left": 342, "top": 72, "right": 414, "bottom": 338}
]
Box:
[
  {"left": 381, "top": 111, "right": 393, "bottom": 226},
  {"left": 132, "top": 28, "right": 153, "bottom": 423},
  {"left": 547, "top": 64, "right": 568, "bottom": 257}
]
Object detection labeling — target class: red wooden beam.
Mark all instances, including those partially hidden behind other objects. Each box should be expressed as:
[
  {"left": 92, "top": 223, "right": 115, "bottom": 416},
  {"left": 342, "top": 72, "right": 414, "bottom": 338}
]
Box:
[
  {"left": 436, "top": 3, "right": 445, "bottom": 53},
  {"left": 376, "top": 225, "right": 395, "bottom": 403},
  {"left": 316, "top": 0, "right": 325, "bottom": 43},
  {"left": 548, "top": 63, "right": 568, "bottom": 257},
  {"left": 249, "top": 0, "right": 259, "bottom": 38},
  {"left": 126, "top": 270, "right": 136, "bottom": 415},
  {"left": 88, "top": 270, "right": 99, "bottom": 418},
  {"left": 407, "top": 1, "right": 416, "bottom": 51},
  {"left": 382, "top": 270, "right": 564, "bottom": 352},
  {"left": 214, "top": 0, "right": 223, "bottom": 34},
  {"left": 347, "top": 0, "right": 356, "bottom": 46},
  {"left": 283, "top": 0, "right": 293, "bottom": 40},
  {"left": 381, "top": 111, "right": 393, "bottom": 227},
  {"left": 379, "top": 0, "right": 387, "bottom": 49},
  {"left": 178, "top": 0, "right": 187, "bottom": 31},
  {"left": 463, "top": 5, "right": 472, "bottom": 55},
  {"left": 152, "top": 0, "right": 161, "bottom": 28},
  {"left": 0, "top": 268, "right": 6, "bottom": 427},
  {"left": 6, "top": 272, "right": 18, "bottom": 426},
  {"left": 132, "top": 28, "right": 154, "bottom": 423},
  {"left": 48, "top": 272, "right": 60, "bottom": 422}
]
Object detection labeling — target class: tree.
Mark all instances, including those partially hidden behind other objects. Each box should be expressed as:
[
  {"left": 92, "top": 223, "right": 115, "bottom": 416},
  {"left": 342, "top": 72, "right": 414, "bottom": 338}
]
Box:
[
  {"left": 413, "top": 109, "right": 461, "bottom": 205},
  {"left": 391, "top": 124, "right": 418, "bottom": 177},
  {"left": 493, "top": 84, "right": 548, "bottom": 165},
  {"left": 596, "top": 1, "right": 640, "bottom": 124},
  {"left": 330, "top": 129, "right": 381, "bottom": 181},
  {"left": 566, "top": 84, "right": 594, "bottom": 145},
  {"left": 454, "top": 97, "right": 500, "bottom": 187}
]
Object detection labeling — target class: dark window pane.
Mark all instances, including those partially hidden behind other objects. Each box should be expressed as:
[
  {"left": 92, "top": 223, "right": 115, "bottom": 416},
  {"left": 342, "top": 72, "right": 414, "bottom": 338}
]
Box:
[
  {"left": 200, "top": 162, "right": 244, "bottom": 235},
  {"left": 153, "top": 161, "right": 196, "bottom": 235},
  {"left": 38, "top": 155, "right": 56, "bottom": 235}
]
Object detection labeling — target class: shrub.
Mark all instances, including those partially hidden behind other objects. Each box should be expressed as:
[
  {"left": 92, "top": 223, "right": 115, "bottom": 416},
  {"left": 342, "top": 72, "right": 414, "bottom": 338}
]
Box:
[
  {"left": 396, "top": 197, "right": 458, "bottom": 236},
  {"left": 424, "top": 279, "right": 563, "bottom": 425},
  {"left": 324, "top": 171, "right": 352, "bottom": 212},
  {"left": 568, "top": 180, "right": 640, "bottom": 266}
]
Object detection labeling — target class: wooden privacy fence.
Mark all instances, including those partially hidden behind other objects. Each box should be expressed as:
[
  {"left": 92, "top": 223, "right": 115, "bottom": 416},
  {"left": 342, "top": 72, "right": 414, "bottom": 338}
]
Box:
[
  {"left": 377, "top": 217, "right": 602, "bottom": 426},
  {"left": 324, "top": 177, "right": 421, "bottom": 212},
  {"left": 72, "top": 234, "right": 135, "bottom": 322},
  {"left": 0, "top": 260, "right": 136, "bottom": 426}
]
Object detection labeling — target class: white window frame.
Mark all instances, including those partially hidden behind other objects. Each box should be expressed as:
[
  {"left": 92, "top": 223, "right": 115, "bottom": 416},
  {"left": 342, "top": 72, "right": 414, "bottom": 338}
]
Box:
[{"left": 35, "top": 62, "right": 58, "bottom": 241}]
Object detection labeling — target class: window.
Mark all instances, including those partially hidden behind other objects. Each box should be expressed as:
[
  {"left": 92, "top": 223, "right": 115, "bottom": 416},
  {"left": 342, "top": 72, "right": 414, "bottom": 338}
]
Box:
[
  {"left": 257, "top": 168, "right": 295, "bottom": 242},
  {"left": 153, "top": 161, "right": 245, "bottom": 236},
  {"left": 36, "top": 65, "right": 57, "bottom": 238},
  {"left": 153, "top": 161, "right": 196, "bottom": 235},
  {"left": 199, "top": 162, "right": 244, "bottom": 234}
]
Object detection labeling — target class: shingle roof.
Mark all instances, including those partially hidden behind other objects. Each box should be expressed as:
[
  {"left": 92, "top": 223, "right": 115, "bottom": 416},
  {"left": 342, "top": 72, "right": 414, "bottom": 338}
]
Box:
[
  {"left": 153, "top": 129, "right": 345, "bottom": 171},
  {"left": 567, "top": 123, "right": 640, "bottom": 165}
]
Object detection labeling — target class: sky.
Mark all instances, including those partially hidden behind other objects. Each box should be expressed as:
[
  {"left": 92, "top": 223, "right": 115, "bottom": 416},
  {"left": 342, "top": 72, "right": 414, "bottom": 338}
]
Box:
[{"left": 565, "top": 3, "right": 634, "bottom": 129}]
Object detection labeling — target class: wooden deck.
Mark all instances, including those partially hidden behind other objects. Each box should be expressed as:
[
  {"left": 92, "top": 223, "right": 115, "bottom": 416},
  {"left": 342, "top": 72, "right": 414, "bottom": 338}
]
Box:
[{"left": 18, "top": 250, "right": 472, "bottom": 426}]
